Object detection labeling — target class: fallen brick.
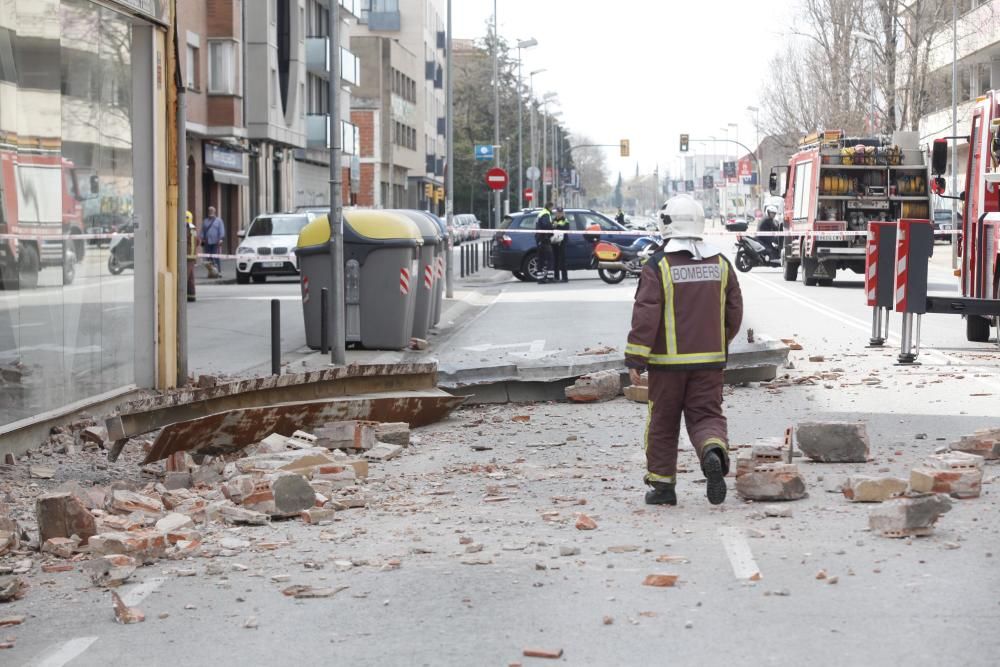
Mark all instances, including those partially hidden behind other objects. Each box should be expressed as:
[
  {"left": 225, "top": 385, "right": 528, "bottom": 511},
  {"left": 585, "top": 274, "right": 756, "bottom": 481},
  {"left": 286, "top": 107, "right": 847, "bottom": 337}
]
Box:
[
  {"left": 575, "top": 513, "right": 597, "bottom": 530},
  {"left": 314, "top": 421, "right": 378, "bottom": 452},
  {"left": 950, "top": 427, "right": 1000, "bottom": 460},
  {"left": 107, "top": 490, "right": 164, "bottom": 517},
  {"left": 80, "top": 425, "right": 108, "bottom": 447},
  {"left": 41, "top": 537, "right": 79, "bottom": 559},
  {"left": 565, "top": 370, "right": 621, "bottom": 403},
  {"left": 0, "top": 616, "right": 23, "bottom": 628},
  {"left": 154, "top": 513, "right": 194, "bottom": 533},
  {"left": 216, "top": 504, "right": 269, "bottom": 526},
  {"left": 909, "top": 467, "right": 982, "bottom": 499},
  {"left": 375, "top": 422, "right": 411, "bottom": 447},
  {"left": 642, "top": 574, "right": 679, "bottom": 587},
  {"left": 868, "top": 494, "right": 952, "bottom": 538},
  {"left": 36, "top": 492, "right": 97, "bottom": 545},
  {"left": 623, "top": 384, "right": 648, "bottom": 403},
  {"left": 84, "top": 554, "right": 137, "bottom": 587},
  {"left": 365, "top": 442, "right": 403, "bottom": 462},
  {"left": 88, "top": 530, "right": 168, "bottom": 560},
  {"left": 735, "top": 440, "right": 786, "bottom": 477},
  {"left": 111, "top": 591, "right": 145, "bottom": 624},
  {"left": 796, "top": 422, "right": 870, "bottom": 462},
  {"left": 735, "top": 463, "right": 807, "bottom": 501},
  {"left": 842, "top": 476, "right": 908, "bottom": 503},
  {"left": 300, "top": 508, "right": 336, "bottom": 525},
  {"left": 41, "top": 563, "right": 74, "bottom": 573}
]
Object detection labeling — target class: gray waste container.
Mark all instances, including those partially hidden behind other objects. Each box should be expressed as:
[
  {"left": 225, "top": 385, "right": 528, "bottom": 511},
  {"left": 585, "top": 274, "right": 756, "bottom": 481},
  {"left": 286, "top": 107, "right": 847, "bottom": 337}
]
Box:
[
  {"left": 296, "top": 210, "right": 422, "bottom": 351},
  {"left": 391, "top": 210, "right": 442, "bottom": 340},
  {"left": 422, "top": 211, "right": 448, "bottom": 326}
]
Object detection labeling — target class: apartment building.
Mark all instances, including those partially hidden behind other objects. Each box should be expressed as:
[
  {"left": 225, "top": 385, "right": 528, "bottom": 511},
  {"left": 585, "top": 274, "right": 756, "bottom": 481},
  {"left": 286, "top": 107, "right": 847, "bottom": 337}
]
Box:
[
  {"left": 178, "top": 0, "right": 247, "bottom": 253},
  {"left": 352, "top": 0, "right": 446, "bottom": 211}
]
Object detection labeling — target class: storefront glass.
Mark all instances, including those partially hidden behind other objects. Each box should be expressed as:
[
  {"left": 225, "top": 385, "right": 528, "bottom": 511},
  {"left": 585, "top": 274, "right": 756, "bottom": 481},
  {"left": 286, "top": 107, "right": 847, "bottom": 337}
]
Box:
[{"left": 0, "top": 0, "right": 137, "bottom": 427}]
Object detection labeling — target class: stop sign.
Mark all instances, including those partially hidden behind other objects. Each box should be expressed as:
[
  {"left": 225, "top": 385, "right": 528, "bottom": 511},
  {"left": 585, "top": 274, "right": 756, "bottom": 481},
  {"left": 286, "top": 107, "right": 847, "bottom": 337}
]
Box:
[{"left": 486, "top": 167, "right": 508, "bottom": 191}]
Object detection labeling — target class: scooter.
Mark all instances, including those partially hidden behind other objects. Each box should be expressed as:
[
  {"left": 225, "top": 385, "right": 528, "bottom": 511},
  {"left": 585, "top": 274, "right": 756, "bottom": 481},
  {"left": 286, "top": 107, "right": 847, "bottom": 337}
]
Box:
[
  {"left": 592, "top": 236, "right": 660, "bottom": 284},
  {"left": 734, "top": 235, "right": 781, "bottom": 273},
  {"left": 108, "top": 225, "right": 135, "bottom": 275}
]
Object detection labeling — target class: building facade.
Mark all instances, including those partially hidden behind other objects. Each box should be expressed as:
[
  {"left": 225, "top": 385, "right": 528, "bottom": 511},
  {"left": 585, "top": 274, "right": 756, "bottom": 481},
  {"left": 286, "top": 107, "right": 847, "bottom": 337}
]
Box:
[
  {"left": 178, "top": 0, "right": 247, "bottom": 254},
  {"left": 353, "top": 0, "right": 446, "bottom": 211},
  {"left": 1, "top": 0, "right": 171, "bottom": 435}
]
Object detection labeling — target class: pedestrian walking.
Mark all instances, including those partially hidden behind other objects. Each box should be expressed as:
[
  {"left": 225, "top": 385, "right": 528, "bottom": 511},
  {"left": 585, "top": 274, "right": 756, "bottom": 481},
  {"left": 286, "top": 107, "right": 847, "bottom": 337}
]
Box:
[
  {"left": 200, "top": 206, "right": 225, "bottom": 276},
  {"left": 551, "top": 207, "right": 570, "bottom": 282},
  {"left": 186, "top": 211, "right": 197, "bottom": 302},
  {"left": 534, "top": 202, "right": 554, "bottom": 284},
  {"left": 625, "top": 194, "right": 743, "bottom": 506}
]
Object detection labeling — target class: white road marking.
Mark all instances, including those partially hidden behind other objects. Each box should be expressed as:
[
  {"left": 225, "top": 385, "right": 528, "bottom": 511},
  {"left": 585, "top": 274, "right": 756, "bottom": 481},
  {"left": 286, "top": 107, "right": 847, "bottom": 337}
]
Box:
[
  {"left": 462, "top": 339, "right": 545, "bottom": 353},
  {"left": 26, "top": 636, "right": 99, "bottom": 667},
  {"left": 119, "top": 576, "right": 167, "bottom": 607},
  {"left": 718, "top": 526, "right": 762, "bottom": 581}
]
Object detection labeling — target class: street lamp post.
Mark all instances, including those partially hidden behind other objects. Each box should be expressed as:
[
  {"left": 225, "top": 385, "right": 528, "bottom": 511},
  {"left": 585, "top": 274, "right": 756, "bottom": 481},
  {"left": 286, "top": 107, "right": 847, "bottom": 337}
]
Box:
[
  {"left": 551, "top": 110, "right": 563, "bottom": 204},
  {"left": 529, "top": 69, "right": 546, "bottom": 204},
  {"left": 515, "top": 39, "right": 537, "bottom": 212},
  {"left": 541, "top": 92, "right": 557, "bottom": 204}
]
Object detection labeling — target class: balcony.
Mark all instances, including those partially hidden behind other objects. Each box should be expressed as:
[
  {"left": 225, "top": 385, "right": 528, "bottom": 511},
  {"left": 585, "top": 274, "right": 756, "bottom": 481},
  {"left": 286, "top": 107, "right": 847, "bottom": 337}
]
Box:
[
  {"left": 306, "top": 114, "right": 329, "bottom": 149},
  {"left": 927, "top": 2, "right": 1000, "bottom": 72},
  {"left": 305, "top": 37, "right": 329, "bottom": 78},
  {"left": 364, "top": 10, "right": 400, "bottom": 31}
]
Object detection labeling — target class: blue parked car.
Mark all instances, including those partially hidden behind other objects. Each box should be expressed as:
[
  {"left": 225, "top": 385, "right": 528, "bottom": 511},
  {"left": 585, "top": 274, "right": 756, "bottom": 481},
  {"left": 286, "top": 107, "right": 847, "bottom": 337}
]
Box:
[{"left": 492, "top": 209, "right": 637, "bottom": 281}]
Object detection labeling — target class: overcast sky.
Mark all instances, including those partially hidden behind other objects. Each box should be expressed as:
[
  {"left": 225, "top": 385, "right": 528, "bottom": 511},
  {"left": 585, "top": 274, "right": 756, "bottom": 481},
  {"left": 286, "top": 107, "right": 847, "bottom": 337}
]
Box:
[{"left": 453, "top": 0, "right": 797, "bottom": 181}]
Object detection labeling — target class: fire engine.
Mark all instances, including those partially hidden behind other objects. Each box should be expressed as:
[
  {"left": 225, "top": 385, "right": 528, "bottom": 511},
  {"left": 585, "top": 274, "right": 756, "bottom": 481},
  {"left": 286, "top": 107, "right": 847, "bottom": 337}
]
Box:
[
  {"left": 0, "top": 131, "right": 90, "bottom": 289},
  {"left": 769, "top": 130, "right": 931, "bottom": 286},
  {"left": 928, "top": 90, "right": 1000, "bottom": 343}
]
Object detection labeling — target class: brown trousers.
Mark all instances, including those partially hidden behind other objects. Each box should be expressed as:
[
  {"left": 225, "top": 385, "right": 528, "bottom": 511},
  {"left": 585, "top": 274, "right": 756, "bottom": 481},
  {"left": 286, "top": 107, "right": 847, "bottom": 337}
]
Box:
[{"left": 644, "top": 369, "right": 730, "bottom": 485}]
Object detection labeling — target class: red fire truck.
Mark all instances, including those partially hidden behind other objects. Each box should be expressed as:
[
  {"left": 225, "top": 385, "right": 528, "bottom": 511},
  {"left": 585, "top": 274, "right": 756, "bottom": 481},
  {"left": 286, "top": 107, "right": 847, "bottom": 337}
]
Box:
[
  {"left": 929, "top": 91, "right": 1000, "bottom": 342},
  {"left": 769, "top": 130, "right": 931, "bottom": 287},
  {"left": 0, "top": 131, "right": 90, "bottom": 289}
]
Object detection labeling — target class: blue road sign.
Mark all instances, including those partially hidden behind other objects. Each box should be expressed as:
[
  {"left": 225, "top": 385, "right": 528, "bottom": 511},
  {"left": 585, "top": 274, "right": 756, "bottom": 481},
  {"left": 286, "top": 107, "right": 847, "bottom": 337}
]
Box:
[{"left": 474, "top": 144, "right": 495, "bottom": 161}]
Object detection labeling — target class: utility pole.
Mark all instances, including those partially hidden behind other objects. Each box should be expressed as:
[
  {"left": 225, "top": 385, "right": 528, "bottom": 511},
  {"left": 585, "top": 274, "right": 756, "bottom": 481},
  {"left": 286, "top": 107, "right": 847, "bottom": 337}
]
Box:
[
  {"left": 328, "top": 0, "right": 346, "bottom": 365},
  {"left": 515, "top": 39, "right": 536, "bottom": 212},
  {"left": 528, "top": 69, "right": 545, "bottom": 202},
  {"left": 492, "top": 0, "right": 500, "bottom": 230},
  {"left": 445, "top": 0, "right": 454, "bottom": 298},
  {"left": 951, "top": 0, "right": 959, "bottom": 270},
  {"left": 541, "top": 107, "right": 547, "bottom": 204}
]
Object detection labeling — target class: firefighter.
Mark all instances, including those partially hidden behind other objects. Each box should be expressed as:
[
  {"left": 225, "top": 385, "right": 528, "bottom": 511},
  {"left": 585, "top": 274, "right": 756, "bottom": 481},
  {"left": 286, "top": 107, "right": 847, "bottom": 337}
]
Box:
[{"left": 625, "top": 194, "right": 743, "bottom": 506}]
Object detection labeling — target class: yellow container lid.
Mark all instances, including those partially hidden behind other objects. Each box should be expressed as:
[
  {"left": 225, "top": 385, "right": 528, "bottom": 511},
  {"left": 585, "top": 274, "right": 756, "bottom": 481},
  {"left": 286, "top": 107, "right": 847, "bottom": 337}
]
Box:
[{"left": 297, "top": 210, "right": 423, "bottom": 248}]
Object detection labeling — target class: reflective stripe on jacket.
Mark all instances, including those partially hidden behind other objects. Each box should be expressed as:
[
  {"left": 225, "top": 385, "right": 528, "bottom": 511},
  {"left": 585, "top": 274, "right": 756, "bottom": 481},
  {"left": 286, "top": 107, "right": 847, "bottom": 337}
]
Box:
[{"left": 625, "top": 250, "right": 743, "bottom": 371}]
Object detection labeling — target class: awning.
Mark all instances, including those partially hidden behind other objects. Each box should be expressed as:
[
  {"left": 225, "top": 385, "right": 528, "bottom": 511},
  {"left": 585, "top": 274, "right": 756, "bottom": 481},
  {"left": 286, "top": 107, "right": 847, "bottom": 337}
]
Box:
[{"left": 211, "top": 169, "right": 249, "bottom": 186}]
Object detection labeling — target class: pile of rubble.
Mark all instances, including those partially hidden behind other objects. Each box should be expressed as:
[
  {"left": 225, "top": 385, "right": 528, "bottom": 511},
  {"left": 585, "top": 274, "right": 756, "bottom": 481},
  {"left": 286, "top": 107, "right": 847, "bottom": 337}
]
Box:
[
  {"left": 0, "top": 418, "right": 413, "bottom": 610},
  {"left": 733, "top": 422, "right": 997, "bottom": 538}
]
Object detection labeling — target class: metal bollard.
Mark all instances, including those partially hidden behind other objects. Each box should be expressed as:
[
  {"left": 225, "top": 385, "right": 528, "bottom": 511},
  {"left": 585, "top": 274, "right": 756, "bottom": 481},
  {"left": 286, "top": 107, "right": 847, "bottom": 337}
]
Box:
[
  {"left": 473, "top": 241, "right": 479, "bottom": 273},
  {"left": 320, "top": 287, "right": 329, "bottom": 355},
  {"left": 460, "top": 245, "right": 466, "bottom": 278},
  {"left": 271, "top": 298, "right": 281, "bottom": 376}
]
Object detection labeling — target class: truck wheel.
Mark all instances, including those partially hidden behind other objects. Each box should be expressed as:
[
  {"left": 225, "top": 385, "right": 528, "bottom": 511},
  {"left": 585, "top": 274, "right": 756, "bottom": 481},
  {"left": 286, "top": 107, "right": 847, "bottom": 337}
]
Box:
[
  {"left": 18, "top": 244, "right": 40, "bottom": 290},
  {"left": 782, "top": 258, "right": 799, "bottom": 281},
  {"left": 62, "top": 254, "right": 76, "bottom": 285},
  {"left": 966, "top": 315, "right": 991, "bottom": 343},
  {"left": 800, "top": 257, "right": 818, "bottom": 287}
]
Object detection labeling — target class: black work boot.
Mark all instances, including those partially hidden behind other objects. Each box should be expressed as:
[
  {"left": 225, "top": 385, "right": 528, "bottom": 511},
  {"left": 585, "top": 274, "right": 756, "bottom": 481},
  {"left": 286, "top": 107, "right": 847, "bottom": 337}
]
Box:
[
  {"left": 702, "top": 449, "right": 727, "bottom": 505},
  {"left": 644, "top": 481, "right": 677, "bottom": 506}
]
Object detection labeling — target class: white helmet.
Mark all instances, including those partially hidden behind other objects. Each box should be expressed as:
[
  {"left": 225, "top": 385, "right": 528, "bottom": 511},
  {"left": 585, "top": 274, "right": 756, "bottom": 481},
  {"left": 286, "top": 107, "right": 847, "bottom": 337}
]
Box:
[
  {"left": 659, "top": 194, "right": 705, "bottom": 239},
  {"left": 765, "top": 205, "right": 778, "bottom": 216}
]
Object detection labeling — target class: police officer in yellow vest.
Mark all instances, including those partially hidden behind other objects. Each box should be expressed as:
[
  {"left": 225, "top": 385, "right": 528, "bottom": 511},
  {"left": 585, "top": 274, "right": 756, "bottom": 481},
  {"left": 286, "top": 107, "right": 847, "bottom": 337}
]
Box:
[
  {"left": 551, "top": 207, "right": 570, "bottom": 282},
  {"left": 625, "top": 195, "right": 743, "bottom": 506}
]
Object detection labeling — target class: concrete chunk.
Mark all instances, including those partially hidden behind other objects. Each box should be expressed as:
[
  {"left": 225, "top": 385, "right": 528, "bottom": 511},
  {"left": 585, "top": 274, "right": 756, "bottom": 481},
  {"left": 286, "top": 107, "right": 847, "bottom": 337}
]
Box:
[
  {"left": 88, "top": 530, "right": 168, "bottom": 560},
  {"left": 735, "top": 440, "right": 786, "bottom": 477},
  {"left": 83, "top": 554, "right": 137, "bottom": 587},
  {"left": 842, "top": 476, "right": 908, "bottom": 503},
  {"left": 241, "top": 474, "right": 315, "bottom": 517},
  {"left": 910, "top": 467, "right": 982, "bottom": 499},
  {"left": 375, "top": 422, "right": 411, "bottom": 447},
  {"left": 107, "top": 490, "right": 164, "bottom": 517},
  {"left": 623, "top": 384, "right": 648, "bottom": 403},
  {"left": 314, "top": 421, "right": 378, "bottom": 451},
  {"left": 564, "top": 370, "right": 621, "bottom": 403},
  {"left": 36, "top": 492, "right": 97, "bottom": 545},
  {"left": 796, "top": 421, "right": 870, "bottom": 463},
  {"left": 735, "top": 463, "right": 807, "bottom": 501},
  {"left": 365, "top": 442, "right": 403, "bottom": 462},
  {"left": 868, "top": 494, "right": 952, "bottom": 538},
  {"left": 155, "top": 513, "right": 194, "bottom": 533},
  {"left": 42, "top": 536, "right": 79, "bottom": 558}
]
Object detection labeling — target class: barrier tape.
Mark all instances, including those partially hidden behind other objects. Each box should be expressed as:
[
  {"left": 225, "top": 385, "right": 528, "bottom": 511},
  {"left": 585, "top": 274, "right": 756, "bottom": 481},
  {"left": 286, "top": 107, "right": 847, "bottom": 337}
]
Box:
[{"left": 489, "top": 227, "right": 960, "bottom": 239}]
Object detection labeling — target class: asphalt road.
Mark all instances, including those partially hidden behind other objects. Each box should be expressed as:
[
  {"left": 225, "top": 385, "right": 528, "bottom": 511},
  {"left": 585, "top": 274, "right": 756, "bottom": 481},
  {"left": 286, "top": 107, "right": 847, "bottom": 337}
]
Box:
[{"left": 8, "top": 239, "right": 997, "bottom": 666}]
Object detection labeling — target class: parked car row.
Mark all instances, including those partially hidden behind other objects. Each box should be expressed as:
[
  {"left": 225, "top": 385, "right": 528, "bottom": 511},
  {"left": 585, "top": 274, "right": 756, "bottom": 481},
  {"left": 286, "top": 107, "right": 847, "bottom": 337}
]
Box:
[{"left": 450, "top": 213, "right": 481, "bottom": 244}]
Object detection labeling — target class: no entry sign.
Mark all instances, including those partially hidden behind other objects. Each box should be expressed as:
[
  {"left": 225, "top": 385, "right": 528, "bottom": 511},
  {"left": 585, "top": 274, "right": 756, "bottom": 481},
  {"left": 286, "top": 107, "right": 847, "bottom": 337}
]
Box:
[{"left": 486, "top": 167, "right": 508, "bottom": 191}]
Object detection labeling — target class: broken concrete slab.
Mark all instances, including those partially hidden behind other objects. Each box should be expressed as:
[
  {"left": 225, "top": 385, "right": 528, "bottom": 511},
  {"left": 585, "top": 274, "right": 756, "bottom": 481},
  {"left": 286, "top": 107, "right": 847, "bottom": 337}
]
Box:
[
  {"left": 868, "top": 494, "right": 952, "bottom": 538},
  {"left": 79, "top": 425, "right": 108, "bottom": 447},
  {"left": 950, "top": 427, "right": 1000, "bottom": 460},
  {"left": 36, "top": 492, "right": 97, "bottom": 546},
  {"left": 84, "top": 554, "right": 136, "bottom": 587},
  {"left": 41, "top": 537, "right": 79, "bottom": 559},
  {"left": 796, "top": 422, "right": 870, "bottom": 463},
  {"left": 365, "top": 442, "right": 403, "bottom": 462},
  {"left": 735, "top": 463, "right": 807, "bottom": 501},
  {"left": 565, "top": 370, "right": 621, "bottom": 403},
  {"left": 141, "top": 390, "right": 464, "bottom": 464},
  {"left": 89, "top": 530, "right": 168, "bottom": 560},
  {"left": 155, "top": 513, "right": 194, "bottom": 533},
  {"left": 241, "top": 474, "right": 316, "bottom": 518},
  {"left": 842, "top": 476, "right": 908, "bottom": 503},
  {"left": 107, "top": 490, "right": 164, "bottom": 517}
]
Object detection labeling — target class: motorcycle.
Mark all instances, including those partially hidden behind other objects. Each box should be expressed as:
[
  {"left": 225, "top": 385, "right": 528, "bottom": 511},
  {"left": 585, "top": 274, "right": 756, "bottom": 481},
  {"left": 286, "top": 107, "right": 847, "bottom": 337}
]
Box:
[
  {"left": 734, "top": 234, "right": 781, "bottom": 273},
  {"left": 107, "top": 223, "right": 135, "bottom": 275},
  {"left": 592, "top": 236, "right": 660, "bottom": 284}
]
